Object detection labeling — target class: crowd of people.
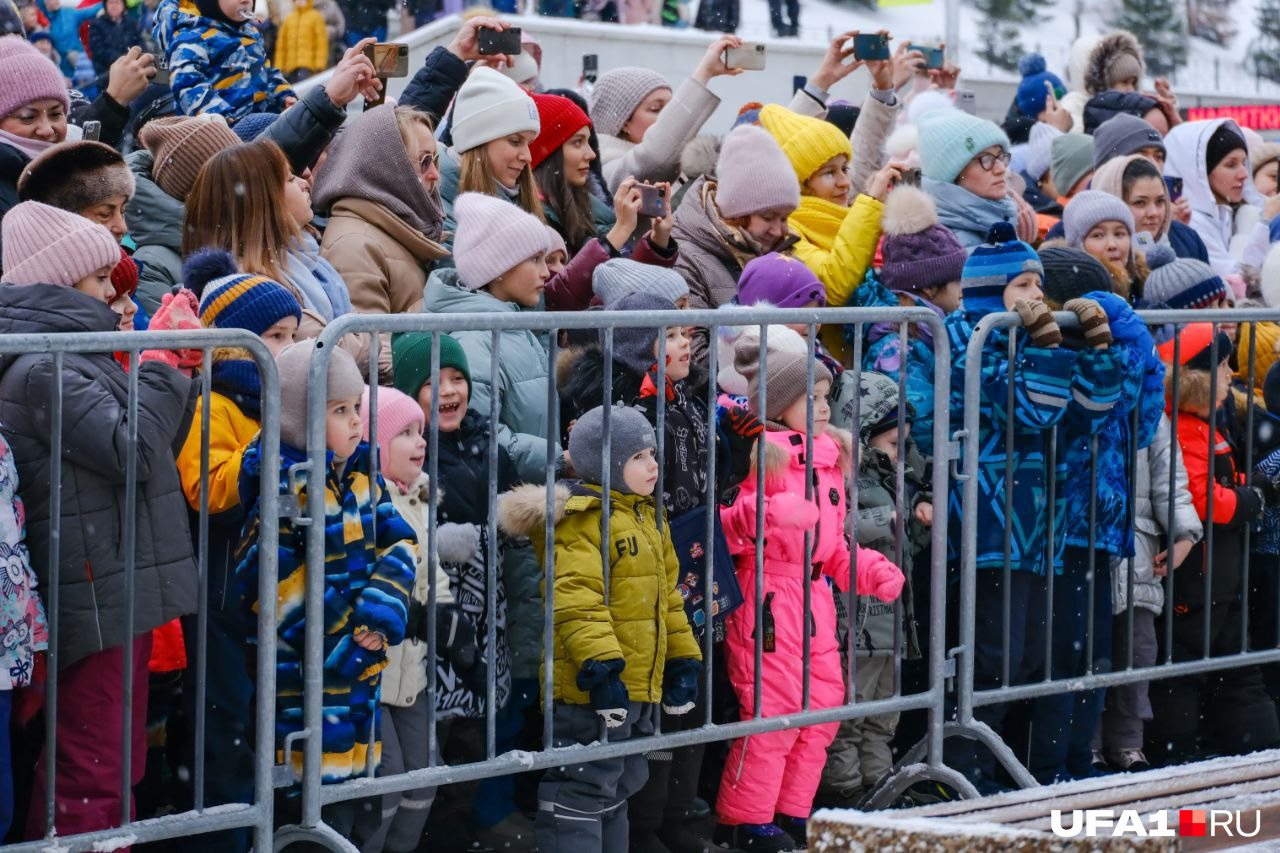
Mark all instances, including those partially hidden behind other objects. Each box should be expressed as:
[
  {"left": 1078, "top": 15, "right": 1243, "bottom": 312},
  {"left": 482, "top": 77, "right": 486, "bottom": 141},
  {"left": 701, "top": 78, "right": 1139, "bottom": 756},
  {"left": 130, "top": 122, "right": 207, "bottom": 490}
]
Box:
[{"left": 2, "top": 5, "right": 1280, "bottom": 853}]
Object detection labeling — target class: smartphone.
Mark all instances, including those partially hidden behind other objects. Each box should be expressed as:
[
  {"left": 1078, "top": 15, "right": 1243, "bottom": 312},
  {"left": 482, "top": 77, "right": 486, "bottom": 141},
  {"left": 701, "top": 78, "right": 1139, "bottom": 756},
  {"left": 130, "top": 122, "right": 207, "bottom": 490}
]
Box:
[
  {"left": 851, "top": 32, "right": 890, "bottom": 61},
  {"left": 477, "top": 26, "right": 522, "bottom": 56},
  {"left": 897, "top": 167, "right": 921, "bottom": 187},
  {"left": 150, "top": 53, "right": 169, "bottom": 86},
  {"left": 582, "top": 53, "right": 598, "bottom": 83},
  {"left": 792, "top": 74, "right": 807, "bottom": 94},
  {"left": 363, "top": 42, "right": 408, "bottom": 78},
  {"left": 723, "top": 42, "right": 766, "bottom": 71},
  {"left": 955, "top": 89, "right": 977, "bottom": 114},
  {"left": 1165, "top": 176, "right": 1184, "bottom": 202},
  {"left": 906, "top": 43, "right": 944, "bottom": 69},
  {"left": 637, "top": 183, "right": 668, "bottom": 218},
  {"left": 82, "top": 120, "right": 101, "bottom": 142}
]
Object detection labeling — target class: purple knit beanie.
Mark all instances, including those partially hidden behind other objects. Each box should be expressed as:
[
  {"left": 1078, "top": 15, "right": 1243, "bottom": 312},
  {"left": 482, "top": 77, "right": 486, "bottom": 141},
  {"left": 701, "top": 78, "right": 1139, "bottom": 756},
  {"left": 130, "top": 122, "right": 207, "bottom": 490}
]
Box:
[
  {"left": 879, "top": 186, "right": 968, "bottom": 295},
  {"left": 0, "top": 35, "right": 70, "bottom": 120},
  {"left": 737, "top": 253, "right": 826, "bottom": 308}
]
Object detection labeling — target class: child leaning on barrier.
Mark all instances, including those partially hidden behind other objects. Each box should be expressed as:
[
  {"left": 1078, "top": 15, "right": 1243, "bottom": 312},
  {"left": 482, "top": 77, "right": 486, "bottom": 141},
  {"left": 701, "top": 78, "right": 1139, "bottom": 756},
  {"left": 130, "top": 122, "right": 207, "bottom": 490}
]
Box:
[
  {"left": 497, "top": 404, "right": 702, "bottom": 853},
  {"left": 234, "top": 342, "right": 414, "bottom": 844},
  {"left": 714, "top": 331, "right": 904, "bottom": 853},
  {"left": 1145, "top": 323, "right": 1280, "bottom": 765}
]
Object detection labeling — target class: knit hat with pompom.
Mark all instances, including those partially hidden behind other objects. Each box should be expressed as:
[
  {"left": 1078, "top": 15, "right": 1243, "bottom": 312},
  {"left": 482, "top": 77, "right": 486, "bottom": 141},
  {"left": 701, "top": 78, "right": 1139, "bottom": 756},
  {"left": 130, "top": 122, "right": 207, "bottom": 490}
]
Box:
[
  {"left": 1143, "top": 245, "right": 1229, "bottom": 311},
  {"left": 1015, "top": 54, "right": 1066, "bottom": 117},
  {"left": 879, "top": 186, "right": 968, "bottom": 295}
]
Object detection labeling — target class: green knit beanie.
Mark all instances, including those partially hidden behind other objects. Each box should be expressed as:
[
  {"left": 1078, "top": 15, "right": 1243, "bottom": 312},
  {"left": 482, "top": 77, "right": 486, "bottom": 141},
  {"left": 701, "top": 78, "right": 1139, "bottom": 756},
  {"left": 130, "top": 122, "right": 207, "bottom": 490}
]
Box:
[{"left": 391, "top": 332, "right": 472, "bottom": 401}]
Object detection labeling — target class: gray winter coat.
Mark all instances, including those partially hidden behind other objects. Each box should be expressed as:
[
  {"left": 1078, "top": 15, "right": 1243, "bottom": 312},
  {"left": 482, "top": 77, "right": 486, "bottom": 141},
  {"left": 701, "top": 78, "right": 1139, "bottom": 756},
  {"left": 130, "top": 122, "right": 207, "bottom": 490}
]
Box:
[
  {"left": 421, "top": 268, "right": 554, "bottom": 484},
  {"left": 0, "top": 286, "right": 198, "bottom": 668},
  {"left": 1116, "top": 413, "right": 1203, "bottom": 615},
  {"left": 125, "top": 148, "right": 185, "bottom": 316}
]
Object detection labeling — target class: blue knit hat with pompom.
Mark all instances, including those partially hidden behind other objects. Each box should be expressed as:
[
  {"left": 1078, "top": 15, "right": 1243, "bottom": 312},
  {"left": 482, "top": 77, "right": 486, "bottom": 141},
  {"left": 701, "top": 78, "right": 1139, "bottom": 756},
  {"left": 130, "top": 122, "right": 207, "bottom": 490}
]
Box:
[
  {"left": 960, "top": 222, "right": 1043, "bottom": 316},
  {"left": 1015, "top": 54, "right": 1066, "bottom": 118}
]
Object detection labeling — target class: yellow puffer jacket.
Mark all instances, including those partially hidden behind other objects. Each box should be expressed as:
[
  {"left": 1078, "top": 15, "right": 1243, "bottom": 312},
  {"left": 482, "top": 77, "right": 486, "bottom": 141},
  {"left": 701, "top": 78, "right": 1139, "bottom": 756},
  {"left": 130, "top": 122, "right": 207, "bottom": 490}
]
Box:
[
  {"left": 273, "top": 1, "right": 328, "bottom": 75},
  {"left": 789, "top": 194, "right": 884, "bottom": 366},
  {"left": 498, "top": 482, "right": 700, "bottom": 705},
  {"left": 177, "top": 390, "right": 258, "bottom": 515}
]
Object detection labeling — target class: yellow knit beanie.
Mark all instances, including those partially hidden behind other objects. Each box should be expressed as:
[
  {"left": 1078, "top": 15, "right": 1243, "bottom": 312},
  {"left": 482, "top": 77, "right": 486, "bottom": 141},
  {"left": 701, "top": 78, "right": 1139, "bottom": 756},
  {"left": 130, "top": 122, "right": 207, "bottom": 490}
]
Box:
[
  {"left": 759, "top": 104, "right": 853, "bottom": 185},
  {"left": 1237, "top": 320, "right": 1280, "bottom": 392}
]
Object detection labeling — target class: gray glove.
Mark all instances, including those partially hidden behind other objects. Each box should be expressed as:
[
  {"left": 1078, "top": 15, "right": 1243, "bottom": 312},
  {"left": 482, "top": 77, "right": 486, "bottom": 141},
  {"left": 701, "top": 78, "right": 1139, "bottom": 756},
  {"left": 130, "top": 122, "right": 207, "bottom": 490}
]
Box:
[{"left": 436, "top": 522, "right": 480, "bottom": 565}]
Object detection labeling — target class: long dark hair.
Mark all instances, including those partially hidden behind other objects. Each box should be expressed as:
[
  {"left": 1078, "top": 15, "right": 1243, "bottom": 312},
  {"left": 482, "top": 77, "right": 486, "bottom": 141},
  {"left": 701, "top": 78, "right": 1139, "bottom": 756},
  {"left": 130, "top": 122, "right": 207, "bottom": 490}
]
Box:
[{"left": 535, "top": 146, "right": 597, "bottom": 252}]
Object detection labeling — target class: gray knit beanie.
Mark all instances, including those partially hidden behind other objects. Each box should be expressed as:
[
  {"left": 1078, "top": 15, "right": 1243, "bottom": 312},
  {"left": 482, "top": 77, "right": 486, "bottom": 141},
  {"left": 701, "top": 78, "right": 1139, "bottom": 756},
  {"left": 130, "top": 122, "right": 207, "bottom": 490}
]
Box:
[
  {"left": 1092, "top": 112, "right": 1165, "bottom": 169},
  {"left": 610, "top": 292, "right": 677, "bottom": 375},
  {"left": 569, "top": 404, "right": 657, "bottom": 493},
  {"left": 1143, "top": 251, "right": 1229, "bottom": 310},
  {"left": 589, "top": 66, "right": 671, "bottom": 138},
  {"left": 593, "top": 258, "right": 689, "bottom": 308},
  {"left": 1062, "top": 189, "right": 1135, "bottom": 248},
  {"left": 735, "top": 327, "right": 832, "bottom": 422},
  {"left": 276, "top": 342, "right": 366, "bottom": 451},
  {"left": 1050, "top": 132, "right": 1095, "bottom": 196},
  {"left": 858, "top": 371, "right": 902, "bottom": 441}
]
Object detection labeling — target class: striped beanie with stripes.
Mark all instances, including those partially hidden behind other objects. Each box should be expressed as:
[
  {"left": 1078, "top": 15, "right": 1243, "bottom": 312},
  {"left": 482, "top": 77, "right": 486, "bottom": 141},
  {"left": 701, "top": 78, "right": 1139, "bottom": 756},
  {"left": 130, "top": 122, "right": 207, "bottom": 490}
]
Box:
[
  {"left": 960, "top": 221, "right": 1043, "bottom": 316},
  {"left": 190, "top": 250, "right": 302, "bottom": 335}
]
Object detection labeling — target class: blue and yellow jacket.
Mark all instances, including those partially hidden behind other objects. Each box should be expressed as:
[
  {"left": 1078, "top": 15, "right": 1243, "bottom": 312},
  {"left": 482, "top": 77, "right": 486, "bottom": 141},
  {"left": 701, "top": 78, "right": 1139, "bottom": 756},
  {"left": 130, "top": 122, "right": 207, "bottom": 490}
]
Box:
[
  {"left": 235, "top": 438, "right": 415, "bottom": 783},
  {"left": 153, "top": 0, "right": 293, "bottom": 121}
]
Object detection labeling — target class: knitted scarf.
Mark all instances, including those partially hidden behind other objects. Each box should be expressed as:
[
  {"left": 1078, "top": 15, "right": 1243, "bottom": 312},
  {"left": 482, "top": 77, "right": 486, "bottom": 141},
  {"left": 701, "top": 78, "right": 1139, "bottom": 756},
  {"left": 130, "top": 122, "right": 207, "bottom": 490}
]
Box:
[
  {"left": 923, "top": 177, "right": 1019, "bottom": 250},
  {"left": 211, "top": 358, "right": 263, "bottom": 421},
  {"left": 789, "top": 195, "right": 849, "bottom": 252}
]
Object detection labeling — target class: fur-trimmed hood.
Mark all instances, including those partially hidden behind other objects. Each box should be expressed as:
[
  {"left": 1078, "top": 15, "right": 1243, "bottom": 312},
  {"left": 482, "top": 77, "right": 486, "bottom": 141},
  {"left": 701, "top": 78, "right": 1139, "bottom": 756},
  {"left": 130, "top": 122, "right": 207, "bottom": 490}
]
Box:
[
  {"left": 497, "top": 481, "right": 572, "bottom": 539},
  {"left": 1085, "top": 30, "right": 1144, "bottom": 95},
  {"left": 679, "top": 134, "right": 721, "bottom": 183},
  {"left": 750, "top": 425, "right": 854, "bottom": 486}
]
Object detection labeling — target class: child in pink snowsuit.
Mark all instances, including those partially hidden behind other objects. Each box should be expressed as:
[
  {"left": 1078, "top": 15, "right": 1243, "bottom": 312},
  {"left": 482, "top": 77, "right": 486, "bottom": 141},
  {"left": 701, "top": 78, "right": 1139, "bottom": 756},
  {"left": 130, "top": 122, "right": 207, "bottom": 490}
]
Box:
[{"left": 714, "top": 327, "right": 905, "bottom": 851}]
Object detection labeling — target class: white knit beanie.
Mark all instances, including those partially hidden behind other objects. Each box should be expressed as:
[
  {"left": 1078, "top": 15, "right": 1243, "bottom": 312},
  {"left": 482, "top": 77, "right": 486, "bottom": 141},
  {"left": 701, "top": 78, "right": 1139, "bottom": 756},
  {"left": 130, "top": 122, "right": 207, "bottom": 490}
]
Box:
[
  {"left": 451, "top": 66, "right": 540, "bottom": 154},
  {"left": 589, "top": 66, "right": 671, "bottom": 138},
  {"left": 453, "top": 193, "right": 551, "bottom": 290},
  {"left": 1, "top": 201, "right": 121, "bottom": 287}
]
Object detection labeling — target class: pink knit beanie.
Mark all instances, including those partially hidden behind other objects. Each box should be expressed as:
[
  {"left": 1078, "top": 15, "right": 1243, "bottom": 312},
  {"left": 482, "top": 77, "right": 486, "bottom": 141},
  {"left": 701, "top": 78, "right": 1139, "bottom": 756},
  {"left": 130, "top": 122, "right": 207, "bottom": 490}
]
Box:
[
  {"left": 715, "top": 125, "right": 800, "bottom": 220},
  {"left": 1, "top": 201, "right": 121, "bottom": 287},
  {"left": 360, "top": 386, "right": 425, "bottom": 477},
  {"left": 0, "top": 36, "right": 69, "bottom": 120},
  {"left": 452, "top": 193, "right": 551, "bottom": 290}
]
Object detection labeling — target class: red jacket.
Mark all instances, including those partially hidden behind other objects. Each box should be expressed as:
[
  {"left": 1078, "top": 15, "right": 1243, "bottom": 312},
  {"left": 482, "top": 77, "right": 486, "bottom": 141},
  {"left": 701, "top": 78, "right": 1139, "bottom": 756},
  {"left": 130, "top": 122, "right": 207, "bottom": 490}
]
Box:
[
  {"left": 1173, "top": 413, "right": 1258, "bottom": 526},
  {"left": 544, "top": 235, "right": 679, "bottom": 311}
]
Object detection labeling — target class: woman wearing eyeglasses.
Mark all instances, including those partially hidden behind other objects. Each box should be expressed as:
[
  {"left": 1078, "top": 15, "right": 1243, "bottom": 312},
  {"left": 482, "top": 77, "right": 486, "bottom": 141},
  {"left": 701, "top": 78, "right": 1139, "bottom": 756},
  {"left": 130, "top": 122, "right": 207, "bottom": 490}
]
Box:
[
  {"left": 917, "top": 110, "right": 1027, "bottom": 250},
  {"left": 313, "top": 103, "right": 450, "bottom": 382}
]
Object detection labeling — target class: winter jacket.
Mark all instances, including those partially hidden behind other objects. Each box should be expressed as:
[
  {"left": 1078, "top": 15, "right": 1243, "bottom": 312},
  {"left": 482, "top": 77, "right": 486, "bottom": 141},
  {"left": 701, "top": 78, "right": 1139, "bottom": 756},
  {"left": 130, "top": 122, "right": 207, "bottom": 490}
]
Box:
[
  {"left": 1117, "top": 412, "right": 1202, "bottom": 615},
  {"left": 923, "top": 176, "right": 1020, "bottom": 250},
  {"left": 847, "top": 89, "right": 897, "bottom": 206},
  {"left": 259, "top": 84, "right": 348, "bottom": 174},
  {"left": 787, "top": 193, "right": 883, "bottom": 365},
  {"left": 380, "top": 472, "right": 456, "bottom": 709},
  {"left": 125, "top": 148, "right": 185, "bottom": 315},
  {"left": 541, "top": 203, "right": 680, "bottom": 311},
  {"left": 0, "top": 432, "right": 47, "bottom": 690},
  {"left": 398, "top": 45, "right": 469, "bottom": 125},
  {"left": 1082, "top": 90, "right": 1159, "bottom": 136},
  {"left": 36, "top": 0, "right": 102, "bottom": 69},
  {"left": 1164, "top": 119, "right": 1271, "bottom": 277},
  {"left": 1168, "top": 220, "right": 1211, "bottom": 264},
  {"left": 154, "top": 0, "right": 294, "bottom": 121},
  {"left": 235, "top": 439, "right": 414, "bottom": 783},
  {"left": 176, "top": 388, "right": 258, "bottom": 517},
  {"left": 88, "top": 11, "right": 144, "bottom": 76},
  {"left": 0, "top": 140, "right": 26, "bottom": 223},
  {"left": 0, "top": 285, "right": 197, "bottom": 669},
  {"left": 273, "top": 0, "right": 327, "bottom": 75},
  {"left": 719, "top": 427, "right": 903, "bottom": 717},
  {"left": 598, "top": 76, "right": 720, "bottom": 192},
  {"left": 499, "top": 482, "right": 701, "bottom": 705},
  {"left": 945, "top": 310, "right": 1124, "bottom": 573},
  {"left": 421, "top": 268, "right": 554, "bottom": 485}
]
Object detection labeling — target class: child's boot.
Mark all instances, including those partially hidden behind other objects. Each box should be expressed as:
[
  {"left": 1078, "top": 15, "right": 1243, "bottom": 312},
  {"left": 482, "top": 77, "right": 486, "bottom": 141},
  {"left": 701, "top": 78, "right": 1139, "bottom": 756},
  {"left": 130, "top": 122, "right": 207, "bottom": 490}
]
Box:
[
  {"left": 775, "top": 815, "right": 807, "bottom": 849},
  {"left": 713, "top": 822, "right": 795, "bottom": 852}
]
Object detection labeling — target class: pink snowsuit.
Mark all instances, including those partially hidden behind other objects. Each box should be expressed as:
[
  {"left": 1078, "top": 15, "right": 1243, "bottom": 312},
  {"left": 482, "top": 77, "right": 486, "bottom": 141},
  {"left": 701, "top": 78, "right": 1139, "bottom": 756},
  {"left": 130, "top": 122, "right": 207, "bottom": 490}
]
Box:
[{"left": 717, "top": 428, "right": 904, "bottom": 824}]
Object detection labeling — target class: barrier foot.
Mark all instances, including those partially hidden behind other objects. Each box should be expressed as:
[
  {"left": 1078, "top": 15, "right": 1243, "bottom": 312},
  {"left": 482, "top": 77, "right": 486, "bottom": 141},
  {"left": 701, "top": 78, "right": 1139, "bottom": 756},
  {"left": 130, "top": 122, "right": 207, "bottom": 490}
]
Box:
[
  {"left": 885, "top": 720, "right": 1038, "bottom": 805},
  {"left": 274, "top": 821, "right": 359, "bottom": 852},
  {"left": 862, "top": 761, "right": 979, "bottom": 809},
  {"left": 946, "top": 719, "right": 1039, "bottom": 790}
]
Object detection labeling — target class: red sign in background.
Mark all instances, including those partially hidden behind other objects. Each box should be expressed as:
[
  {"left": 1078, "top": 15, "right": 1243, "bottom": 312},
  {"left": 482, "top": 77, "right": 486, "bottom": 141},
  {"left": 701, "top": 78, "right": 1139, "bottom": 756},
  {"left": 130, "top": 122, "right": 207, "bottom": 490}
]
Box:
[{"left": 1186, "top": 104, "right": 1280, "bottom": 130}]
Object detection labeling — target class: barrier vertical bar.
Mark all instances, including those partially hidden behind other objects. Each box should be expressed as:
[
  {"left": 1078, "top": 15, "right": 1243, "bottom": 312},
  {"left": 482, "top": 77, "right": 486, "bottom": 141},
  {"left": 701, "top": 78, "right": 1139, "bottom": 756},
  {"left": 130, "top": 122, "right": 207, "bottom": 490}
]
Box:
[
  {"left": 893, "top": 321, "right": 908, "bottom": 697},
  {"left": 486, "top": 329, "right": 500, "bottom": 757},
  {"left": 120, "top": 346, "right": 140, "bottom": 826},
  {"left": 254, "top": 342, "right": 281, "bottom": 852},
  {"left": 702, "top": 321, "right": 718, "bottom": 726},
  {"left": 542, "top": 332, "right": 560, "bottom": 751},
  {"left": 801, "top": 324, "right": 814, "bottom": 712},
  {"left": 42, "top": 352, "right": 63, "bottom": 837},
  {"left": 753, "top": 325, "right": 768, "bottom": 720},
  {"left": 655, "top": 321, "right": 668, "bottom": 735},
  {"left": 1165, "top": 330, "right": 1181, "bottom": 665},
  {"left": 1002, "top": 331, "right": 1015, "bottom": 689},
  {"left": 1243, "top": 323, "right": 1257, "bottom": 654},
  {"left": 847, "top": 324, "right": 863, "bottom": 701},
  {"left": 194, "top": 347, "right": 213, "bottom": 810},
  {"left": 1204, "top": 327, "right": 1218, "bottom": 660}
]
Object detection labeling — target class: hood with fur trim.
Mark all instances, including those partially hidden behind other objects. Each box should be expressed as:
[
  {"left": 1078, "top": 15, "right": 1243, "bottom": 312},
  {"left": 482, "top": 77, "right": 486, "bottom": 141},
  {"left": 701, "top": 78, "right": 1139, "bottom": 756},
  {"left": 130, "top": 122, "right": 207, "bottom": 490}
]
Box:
[
  {"left": 679, "top": 134, "right": 721, "bottom": 184},
  {"left": 497, "top": 481, "right": 572, "bottom": 540},
  {"left": 1085, "top": 31, "right": 1143, "bottom": 95},
  {"left": 749, "top": 424, "right": 855, "bottom": 489}
]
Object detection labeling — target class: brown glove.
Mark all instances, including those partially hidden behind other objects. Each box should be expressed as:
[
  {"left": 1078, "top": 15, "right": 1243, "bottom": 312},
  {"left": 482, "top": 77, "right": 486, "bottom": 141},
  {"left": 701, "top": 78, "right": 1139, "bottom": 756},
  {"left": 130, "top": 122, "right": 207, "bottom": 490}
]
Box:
[
  {"left": 1064, "top": 298, "right": 1113, "bottom": 349},
  {"left": 1013, "top": 298, "right": 1061, "bottom": 349}
]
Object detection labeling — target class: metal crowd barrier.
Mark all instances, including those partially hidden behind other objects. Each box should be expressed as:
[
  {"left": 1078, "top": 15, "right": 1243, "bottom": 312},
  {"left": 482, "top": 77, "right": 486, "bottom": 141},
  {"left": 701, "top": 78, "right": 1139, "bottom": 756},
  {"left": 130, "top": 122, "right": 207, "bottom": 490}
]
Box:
[{"left": 2, "top": 329, "right": 281, "bottom": 853}]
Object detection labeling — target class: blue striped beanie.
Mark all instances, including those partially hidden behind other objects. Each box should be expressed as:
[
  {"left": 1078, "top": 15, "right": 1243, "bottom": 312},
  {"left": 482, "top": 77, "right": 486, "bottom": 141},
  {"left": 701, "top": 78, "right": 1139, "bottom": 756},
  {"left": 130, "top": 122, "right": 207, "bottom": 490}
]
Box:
[{"left": 961, "top": 222, "right": 1043, "bottom": 316}]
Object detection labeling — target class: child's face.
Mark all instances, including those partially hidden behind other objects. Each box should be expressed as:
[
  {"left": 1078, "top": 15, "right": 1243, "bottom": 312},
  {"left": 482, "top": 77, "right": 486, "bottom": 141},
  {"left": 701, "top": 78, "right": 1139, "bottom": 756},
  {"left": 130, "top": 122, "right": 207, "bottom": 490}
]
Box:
[
  {"left": 779, "top": 378, "right": 831, "bottom": 434},
  {"left": 1002, "top": 272, "right": 1043, "bottom": 310},
  {"left": 384, "top": 423, "right": 427, "bottom": 486},
  {"left": 20, "top": 5, "right": 39, "bottom": 28},
  {"left": 261, "top": 316, "right": 299, "bottom": 358},
  {"left": 622, "top": 446, "right": 659, "bottom": 496},
  {"left": 561, "top": 127, "right": 595, "bottom": 189},
  {"left": 32, "top": 38, "right": 53, "bottom": 57},
  {"left": 110, "top": 294, "right": 137, "bottom": 331},
  {"left": 804, "top": 155, "right": 853, "bottom": 206},
  {"left": 73, "top": 265, "right": 114, "bottom": 304},
  {"left": 105, "top": 0, "right": 125, "bottom": 17},
  {"left": 869, "top": 422, "right": 909, "bottom": 465},
  {"left": 416, "top": 367, "right": 468, "bottom": 433},
  {"left": 655, "top": 326, "right": 691, "bottom": 383},
  {"left": 1215, "top": 358, "right": 1232, "bottom": 408},
  {"left": 217, "top": 0, "right": 253, "bottom": 21},
  {"left": 326, "top": 395, "right": 362, "bottom": 461},
  {"left": 674, "top": 295, "right": 689, "bottom": 310},
  {"left": 1082, "top": 220, "right": 1132, "bottom": 269},
  {"left": 546, "top": 249, "right": 567, "bottom": 277},
  {"left": 488, "top": 253, "right": 549, "bottom": 309},
  {"left": 926, "top": 281, "right": 962, "bottom": 314}
]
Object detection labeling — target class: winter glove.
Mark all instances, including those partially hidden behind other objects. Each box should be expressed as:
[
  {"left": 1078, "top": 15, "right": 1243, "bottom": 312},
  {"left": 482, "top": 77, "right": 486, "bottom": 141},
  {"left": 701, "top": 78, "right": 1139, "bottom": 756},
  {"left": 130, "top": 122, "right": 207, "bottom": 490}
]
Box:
[
  {"left": 662, "top": 657, "right": 702, "bottom": 715},
  {"left": 435, "top": 522, "right": 480, "bottom": 565},
  {"left": 1013, "top": 298, "right": 1061, "bottom": 349},
  {"left": 327, "top": 635, "right": 387, "bottom": 682},
  {"left": 1085, "top": 291, "right": 1148, "bottom": 345},
  {"left": 1064, "top": 298, "right": 1113, "bottom": 349},
  {"left": 856, "top": 546, "right": 906, "bottom": 602},
  {"left": 430, "top": 604, "right": 488, "bottom": 694},
  {"left": 720, "top": 404, "right": 764, "bottom": 441},
  {"left": 577, "top": 658, "right": 629, "bottom": 728},
  {"left": 765, "top": 493, "right": 820, "bottom": 530},
  {"left": 145, "top": 289, "right": 204, "bottom": 371}
]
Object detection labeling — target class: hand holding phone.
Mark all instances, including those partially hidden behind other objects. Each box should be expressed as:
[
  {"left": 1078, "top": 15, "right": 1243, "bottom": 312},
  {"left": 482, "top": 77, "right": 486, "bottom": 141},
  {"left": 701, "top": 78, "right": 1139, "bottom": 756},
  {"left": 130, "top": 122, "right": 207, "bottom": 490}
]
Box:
[
  {"left": 477, "top": 26, "right": 522, "bottom": 56},
  {"left": 1164, "top": 176, "right": 1184, "bottom": 203},
  {"left": 637, "top": 183, "right": 669, "bottom": 218},
  {"left": 905, "top": 43, "right": 944, "bottom": 69},
  {"left": 722, "top": 42, "right": 766, "bottom": 71},
  {"left": 582, "top": 53, "right": 598, "bottom": 83},
  {"left": 362, "top": 43, "right": 408, "bottom": 78},
  {"left": 851, "top": 32, "right": 890, "bottom": 61}
]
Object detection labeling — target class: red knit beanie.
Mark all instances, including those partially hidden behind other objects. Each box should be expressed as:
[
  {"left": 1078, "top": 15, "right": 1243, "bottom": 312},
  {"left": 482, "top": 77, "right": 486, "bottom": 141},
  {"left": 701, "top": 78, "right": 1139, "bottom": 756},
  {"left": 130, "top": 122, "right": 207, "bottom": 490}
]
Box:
[
  {"left": 529, "top": 93, "right": 591, "bottom": 171},
  {"left": 111, "top": 247, "right": 138, "bottom": 300}
]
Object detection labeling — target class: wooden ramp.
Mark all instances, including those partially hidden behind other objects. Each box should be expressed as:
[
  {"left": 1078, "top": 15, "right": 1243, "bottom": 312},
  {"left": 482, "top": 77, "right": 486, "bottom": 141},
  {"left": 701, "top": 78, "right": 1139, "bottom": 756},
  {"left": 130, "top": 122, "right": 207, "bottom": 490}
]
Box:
[{"left": 810, "top": 750, "right": 1280, "bottom": 851}]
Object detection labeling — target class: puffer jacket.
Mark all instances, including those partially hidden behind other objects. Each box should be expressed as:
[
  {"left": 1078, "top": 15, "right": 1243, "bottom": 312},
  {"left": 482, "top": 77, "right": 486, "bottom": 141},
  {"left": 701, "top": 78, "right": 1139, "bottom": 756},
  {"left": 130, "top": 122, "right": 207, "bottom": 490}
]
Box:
[
  {"left": 125, "top": 148, "right": 185, "bottom": 315},
  {"left": 380, "top": 472, "right": 456, "bottom": 709},
  {"left": 0, "top": 432, "right": 47, "bottom": 690},
  {"left": 719, "top": 427, "right": 904, "bottom": 716},
  {"left": 0, "top": 285, "right": 197, "bottom": 669},
  {"left": 421, "top": 268, "right": 553, "bottom": 484},
  {"left": 154, "top": 0, "right": 294, "bottom": 121},
  {"left": 235, "top": 439, "right": 415, "bottom": 783},
  {"left": 1116, "top": 412, "right": 1202, "bottom": 615},
  {"left": 498, "top": 482, "right": 701, "bottom": 705},
  {"left": 273, "top": 0, "right": 328, "bottom": 75},
  {"left": 598, "top": 76, "right": 720, "bottom": 192}
]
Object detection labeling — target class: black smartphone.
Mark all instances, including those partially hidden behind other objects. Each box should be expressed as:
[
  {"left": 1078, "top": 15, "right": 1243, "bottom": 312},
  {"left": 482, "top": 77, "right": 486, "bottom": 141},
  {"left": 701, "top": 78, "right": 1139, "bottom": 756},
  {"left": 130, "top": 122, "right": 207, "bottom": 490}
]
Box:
[
  {"left": 1165, "top": 176, "right": 1184, "bottom": 202},
  {"left": 792, "top": 74, "right": 807, "bottom": 94},
  {"left": 363, "top": 42, "right": 408, "bottom": 78},
  {"left": 906, "top": 43, "right": 944, "bottom": 69},
  {"left": 637, "top": 183, "right": 668, "bottom": 218},
  {"left": 477, "top": 26, "right": 522, "bottom": 56},
  {"left": 582, "top": 53, "right": 598, "bottom": 83},
  {"left": 851, "top": 32, "right": 890, "bottom": 61}
]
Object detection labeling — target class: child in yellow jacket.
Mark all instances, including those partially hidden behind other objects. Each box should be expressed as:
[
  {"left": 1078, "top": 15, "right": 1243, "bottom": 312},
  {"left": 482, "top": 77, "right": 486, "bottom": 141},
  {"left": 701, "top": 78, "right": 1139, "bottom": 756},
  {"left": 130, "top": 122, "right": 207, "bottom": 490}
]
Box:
[{"left": 274, "top": 0, "right": 328, "bottom": 80}]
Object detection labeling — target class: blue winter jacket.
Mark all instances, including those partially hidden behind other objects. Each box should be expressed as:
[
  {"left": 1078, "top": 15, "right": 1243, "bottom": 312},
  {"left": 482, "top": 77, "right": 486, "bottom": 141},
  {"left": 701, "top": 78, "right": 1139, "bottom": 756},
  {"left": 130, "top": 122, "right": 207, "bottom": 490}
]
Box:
[
  {"left": 946, "top": 308, "right": 1124, "bottom": 573},
  {"left": 36, "top": 0, "right": 102, "bottom": 73}
]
